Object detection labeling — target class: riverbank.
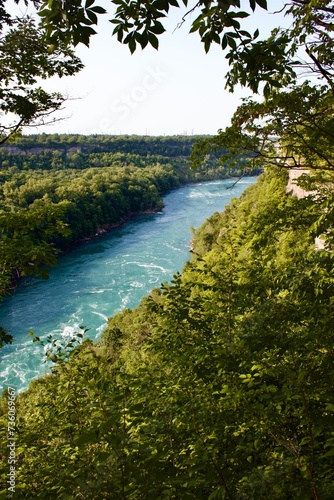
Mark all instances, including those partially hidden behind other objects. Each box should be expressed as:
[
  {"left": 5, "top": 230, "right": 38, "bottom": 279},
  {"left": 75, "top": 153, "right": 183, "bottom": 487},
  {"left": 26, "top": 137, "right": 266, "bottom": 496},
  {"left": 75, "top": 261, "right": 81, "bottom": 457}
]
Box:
[
  {"left": 4, "top": 175, "right": 247, "bottom": 298},
  {"left": 0, "top": 178, "right": 257, "bottom": 393},
  {"left": 6, "top": 207, "right": 165, "bottom": 298},
  {"left": 75, "top": 207, "right": 164, "bottom": 246},
  {"left": 3, "top": 170, "right": 333, "bottom": 498}
]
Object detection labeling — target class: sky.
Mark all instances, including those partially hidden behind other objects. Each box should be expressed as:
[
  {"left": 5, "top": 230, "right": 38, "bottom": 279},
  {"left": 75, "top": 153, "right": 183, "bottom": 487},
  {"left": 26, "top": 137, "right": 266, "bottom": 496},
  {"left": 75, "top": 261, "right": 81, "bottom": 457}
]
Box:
[{"left": 16, "top": 0, "right": 289, "bottom": 137}]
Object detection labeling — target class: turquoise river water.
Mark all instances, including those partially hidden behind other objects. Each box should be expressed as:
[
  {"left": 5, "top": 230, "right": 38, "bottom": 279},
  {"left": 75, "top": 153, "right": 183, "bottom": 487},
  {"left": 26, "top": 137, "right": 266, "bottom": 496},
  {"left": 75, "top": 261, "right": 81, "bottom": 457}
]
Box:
[{"left": 0, "top": 178, "right": 256, "bottom": 392}]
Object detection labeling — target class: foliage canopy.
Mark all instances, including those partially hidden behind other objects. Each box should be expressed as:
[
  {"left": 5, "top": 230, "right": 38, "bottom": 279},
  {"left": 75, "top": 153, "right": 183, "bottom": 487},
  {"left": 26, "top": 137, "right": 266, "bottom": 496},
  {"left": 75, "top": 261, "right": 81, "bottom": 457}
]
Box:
[
  {"left": 36, "top": 1, "right": 334, "bottom": 96},
  {"left": 0, "top": 2, "right": 334, "bottom": 496},
  {"left": 1, "top": 169, "right": 334, "bottom": 498},
  {"left": 0, "top": 1, "right": 83, "bottom": 144}
]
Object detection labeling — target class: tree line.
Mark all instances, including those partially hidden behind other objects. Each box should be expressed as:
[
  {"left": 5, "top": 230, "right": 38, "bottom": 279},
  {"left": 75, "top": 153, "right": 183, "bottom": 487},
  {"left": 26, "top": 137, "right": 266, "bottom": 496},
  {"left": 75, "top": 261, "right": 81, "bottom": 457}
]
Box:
[{"left": 1, "top": 134, "right": 207, "bottom": 157}]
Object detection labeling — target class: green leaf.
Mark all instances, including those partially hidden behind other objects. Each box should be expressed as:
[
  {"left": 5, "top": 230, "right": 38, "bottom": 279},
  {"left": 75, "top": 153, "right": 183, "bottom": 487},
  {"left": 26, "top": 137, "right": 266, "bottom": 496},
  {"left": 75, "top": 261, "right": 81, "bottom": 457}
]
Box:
[
  {"left": 74, "top": 431, "right": 99, "bottom": 445},
  {"left": 256, "top": 0, "right": 268, "bottom": 9},
  {"left": 87, "top": 10, "right": 98, "bottom": 25},
  {"left": 149, "top": 22, "right": 165, "bottom": 35},
  {"left": 204, "top": 38, "right": 211, "bottom": 53},
  {"left": 249, "top": 0, "right": 256, "bottom": 11},
  {"left": 189, "top": 22, "right": 200, "bottom": 34},
  {"left": 128, "top": 36, "right": 136, "bottom": 53},
  {"left": 139, "top": 32, "right": 149, "bottom": 49},
  {"left": 232, "top": 12, "right": 250, "bottom": 19},
  {"left": 227, "top": 36, "right": 237, "bottom": 50},
  {"left": 148, "top": 32, "right": 159, "bottom": 50},
  {"left": 90, "top": 6, "right": 107, "bottom": 14}
]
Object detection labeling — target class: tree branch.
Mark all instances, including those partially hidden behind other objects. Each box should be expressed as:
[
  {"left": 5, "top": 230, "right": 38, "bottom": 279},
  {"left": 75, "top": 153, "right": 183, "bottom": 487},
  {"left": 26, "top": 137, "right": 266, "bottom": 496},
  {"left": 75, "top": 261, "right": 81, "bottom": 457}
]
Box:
[{"left": 305, "top": 46, "right": 334, "bottom": 92}]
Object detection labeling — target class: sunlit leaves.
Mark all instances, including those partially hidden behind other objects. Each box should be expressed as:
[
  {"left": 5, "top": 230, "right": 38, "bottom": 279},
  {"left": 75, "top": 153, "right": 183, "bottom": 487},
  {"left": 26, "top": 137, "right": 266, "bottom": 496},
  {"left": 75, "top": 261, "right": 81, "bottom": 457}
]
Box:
[
  {"left": 192, "top": 81, "right": 334, "bottom": 180},
  {"left": 1, "top": 170, "right": 334, "bottom": 496},
  {"left": 29, "top": 327, "right": 88, "bottom": 366}
]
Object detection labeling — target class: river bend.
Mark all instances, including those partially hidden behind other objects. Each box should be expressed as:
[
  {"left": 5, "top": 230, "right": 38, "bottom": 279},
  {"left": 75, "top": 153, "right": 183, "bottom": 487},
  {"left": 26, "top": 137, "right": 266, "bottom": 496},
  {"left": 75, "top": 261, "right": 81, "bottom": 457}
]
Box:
[{"left": 0, "top": 178, "right": 256, "bottom": 392}]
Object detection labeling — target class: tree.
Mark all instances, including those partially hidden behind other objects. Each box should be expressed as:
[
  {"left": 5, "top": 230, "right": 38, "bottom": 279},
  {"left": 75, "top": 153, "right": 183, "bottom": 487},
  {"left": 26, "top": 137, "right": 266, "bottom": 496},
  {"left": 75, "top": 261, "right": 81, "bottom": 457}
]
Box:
[
  {"left": 0, "top": 1, "right": 83, "bottom": 144},
  {"left": 185, "top": 1, "right": 334, "bottom": 178},
  {"left": 191, "top": 82, "right": 334, "bottom": 172},
  {"left": 36, "top": 1, "right": 334, "bottom": 95},
  {"left": 2, "top": 1, "right": 333, "bottom": 148},
  {"left": 35, "top": 0, "right": 334, "bottom": 181}
]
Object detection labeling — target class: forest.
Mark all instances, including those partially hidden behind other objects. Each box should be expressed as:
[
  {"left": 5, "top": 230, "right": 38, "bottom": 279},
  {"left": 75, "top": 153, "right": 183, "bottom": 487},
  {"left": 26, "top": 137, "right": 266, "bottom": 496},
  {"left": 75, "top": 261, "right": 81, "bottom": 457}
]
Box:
[
  {"left": 0, "top": 168, "right": 333, "bottom": 498},
  {"left": 1, "top": 0, "right": 334, "bottom": 498},
  {"left": 0, "top": 135, "right": 253, "bottom": 304}
]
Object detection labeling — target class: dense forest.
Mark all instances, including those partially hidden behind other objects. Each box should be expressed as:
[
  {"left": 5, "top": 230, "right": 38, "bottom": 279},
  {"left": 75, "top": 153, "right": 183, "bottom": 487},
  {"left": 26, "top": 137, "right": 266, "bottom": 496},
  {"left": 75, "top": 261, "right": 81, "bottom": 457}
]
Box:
[
  {"left": 0, "top": 135, "right": 255, "bottom": 303},
  {"left": 1, "top": 0, "right": 334, "bottom": 498},
  {"left": 1, "top": 168, "right": 333, "bottom": 498}
]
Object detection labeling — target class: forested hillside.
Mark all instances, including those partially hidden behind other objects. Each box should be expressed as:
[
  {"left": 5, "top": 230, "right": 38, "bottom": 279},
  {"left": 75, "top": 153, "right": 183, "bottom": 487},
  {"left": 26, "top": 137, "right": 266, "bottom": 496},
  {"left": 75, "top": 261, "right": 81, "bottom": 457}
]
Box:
[
  {"left": 1, "top": 134, "right": 208, "bottom": 159},
  {"left": 0, "top": 135, "right": 254, "bottom": 303},
  {"left": 1, "top": 168, "right": 333, "bottom": 498},
  {"left": 1, "top": 1, "right": 334, "bottom": 498}
]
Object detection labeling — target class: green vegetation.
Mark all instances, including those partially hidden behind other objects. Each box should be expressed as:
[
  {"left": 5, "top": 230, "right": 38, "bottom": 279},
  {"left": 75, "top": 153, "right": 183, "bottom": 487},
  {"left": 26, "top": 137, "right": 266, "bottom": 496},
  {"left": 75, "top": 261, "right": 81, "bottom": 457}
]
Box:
[
  {"left": 1, "top": 168, "right": 333, "bottom": 498},
  {"left": 0, "top": 134, "right": 253, "bottom": 302},
  {"left": 0, "top": 3, "right": 83, "bottom": 144},
  {"left": 0, "top": 1, "right": 333, "bottom": 497},
  {"left": 36, "top": 1, "right": 334, "bottom": 98}
]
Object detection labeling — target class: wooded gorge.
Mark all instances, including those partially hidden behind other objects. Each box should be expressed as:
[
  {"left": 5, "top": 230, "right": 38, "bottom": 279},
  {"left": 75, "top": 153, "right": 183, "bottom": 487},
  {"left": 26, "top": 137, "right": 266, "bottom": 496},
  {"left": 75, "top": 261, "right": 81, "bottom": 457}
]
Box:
[
  {"left": 1, "top": 167, "right": 333, "bottom": 498},
  {"left": 1, "top": 0, "right": 334, "bottom": 497},
  {"left": 0, "top": 135, "right": 249, "bottom": 304}
]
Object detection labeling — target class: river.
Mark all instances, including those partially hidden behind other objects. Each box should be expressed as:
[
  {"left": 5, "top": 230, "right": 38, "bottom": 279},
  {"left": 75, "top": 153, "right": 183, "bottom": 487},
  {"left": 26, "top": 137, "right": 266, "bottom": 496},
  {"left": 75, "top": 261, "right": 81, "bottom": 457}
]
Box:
[{"left": 0, "top": 178, "right": 256, "bottom": 392}]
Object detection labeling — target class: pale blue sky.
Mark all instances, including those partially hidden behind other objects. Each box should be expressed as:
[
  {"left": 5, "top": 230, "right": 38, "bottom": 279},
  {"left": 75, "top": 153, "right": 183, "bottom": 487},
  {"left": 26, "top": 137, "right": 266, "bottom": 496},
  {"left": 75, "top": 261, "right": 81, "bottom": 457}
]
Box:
[{"left": 18, "top": 1, "right": 289, "bottom": 136}]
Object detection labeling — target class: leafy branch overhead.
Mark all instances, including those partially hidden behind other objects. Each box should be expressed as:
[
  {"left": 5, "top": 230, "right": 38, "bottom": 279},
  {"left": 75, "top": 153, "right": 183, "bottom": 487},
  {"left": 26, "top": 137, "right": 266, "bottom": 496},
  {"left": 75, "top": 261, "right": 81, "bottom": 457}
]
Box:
[
  {"left": 38, "top": 0, "right": 268, "bottom": 50},
  {"left": 0, "top": 9, "right": 83, "bottom": 144},
  {"left": 36, "top": 1, "right": 334, "bottom": 96},
  {"left": 187, "top": 1, "right": 334, "bottom": 173},
  {"left": 38, "top": 0, "right": 278, "bottom": 92},
  {"left": 2, "top": 1, "right": 333, "bottom": 143},
  {"left": 38, "top": 0, "right": 108, "bottom": 48},
  {"left": 191, "top": 82, "right": 334, "bottom": 173}
]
